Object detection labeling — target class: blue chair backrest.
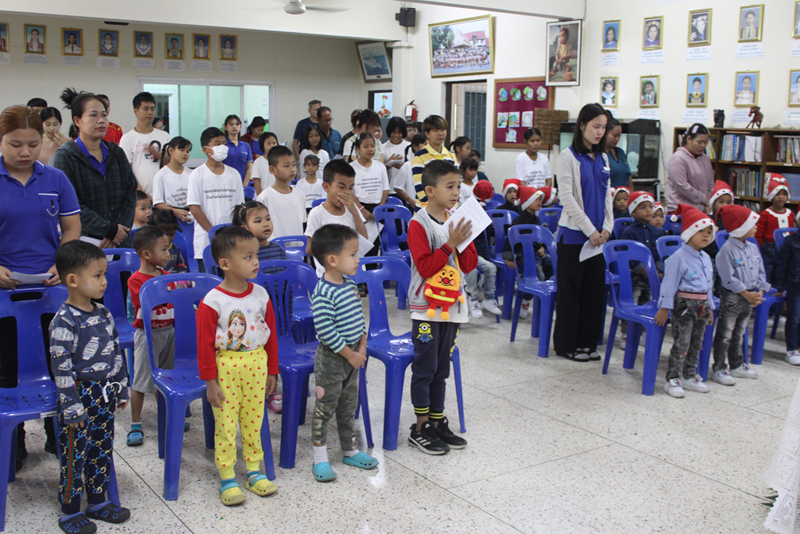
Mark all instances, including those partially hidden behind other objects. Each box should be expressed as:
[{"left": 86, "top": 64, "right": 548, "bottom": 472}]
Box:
[
  {"left": 0, "top": 285, "right": 67, "bottom": 385},
  {"left": 603, "top": 240, "right": 661, "bottom": 307},
  {"left": 170, "top": 231, "right": 192, "bottom": 272},
  {"left": 774, "top": 227, "right": 799, "bottom": 249},
  {"left": 506, "top": 224, "right": 558, "bottom": 283},
  {"left": 202, "top": 245, "right": 218, "bottom": 277},
  {"left": 538, "top": 208, "right": 561, "bottom": 233},
  {"left": 484, "top": 200, "right": 502, "bottom": 210},
  {"left": 715, "top": 230, "right": 757, "bottom": 250},
  {"left": 271, "top": 235, "right": 308, "bottom": 262},
  {"left": 486, "top": 209, "right": 519, "bottom": 259},
  {"left": 656, "top": 235, "right": 682, "bottom": 264},
  {"left": 385, "top": 197, "right": 404, "bottom": 206},
  {"left": 353, "top": 257, "right": 411, "bottom": 340},
  {"left": 252, "top": 260, "right": 318, "bottom": 343},
  {"left": 103, "top": 248, "right": 140, "bottom": 325},
  {"left": 613, "top": 217, "right": 634, "bottom": 239},
  {"left": 243, "top": 186, "right": 256, "bottom": 200},
  {"left": 312, "top": 198, "right": 325, "bottom": 208},
  {"left": 139, "top": 273, "right": 222, "bottom": 374},
  {"left": 374, "top": 205, "right": 413, "bottom": 253},
  {"left": 663, "top": 214, "right": 681, "bottom": 236},
  {"left": 208, "top": 223, "right": 231, "bottom": 242},
  {"left": 492, "top": 193, "right": 504, "bottom": 203},
  {"left": 178, "top": 220, "right": 197, "bottom": 272}
]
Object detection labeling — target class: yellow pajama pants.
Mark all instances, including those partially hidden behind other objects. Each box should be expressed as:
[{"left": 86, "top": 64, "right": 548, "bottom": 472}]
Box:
[{"left": 212, "top": 348, "right": 268, "bottom": 479}]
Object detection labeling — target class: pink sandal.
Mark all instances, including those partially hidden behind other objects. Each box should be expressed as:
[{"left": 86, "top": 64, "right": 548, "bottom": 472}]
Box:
[{"left": 267, "top": 393, "right": 283, "bottom": 414}]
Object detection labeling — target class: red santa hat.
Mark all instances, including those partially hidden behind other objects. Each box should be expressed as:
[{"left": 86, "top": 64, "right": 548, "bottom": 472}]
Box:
[
  {"left": 540, "top": 186, "right": 557, "bottom": 207},
  {"left": 627, "top": 191, "right": 654, "bottom": 213},
  {"left": 767, "top": 174, "right": 791, "bottom": 201},
  {"left": 518, "top": 186, "right": 544, "bottom": 211},
  {"left": 709, "top": 180, "right": 734, "bottom": 207},
  {"left": 472, "top": 180, "right": 494, "bottom": 203},
  {"left": 653, "top": 202, "right": 665, "bottom": 215},
  {"left": 718, "top": 204, "right": 759, "bottom": 239},
  {"left": 671, "top": 203, "right": 716, "bottom": 243},
  {"left": 502, "top": 179, "right": 521, "bottom": 196},
  {"left": 613, "top": 186, "right": 630, "bottom": 199}
]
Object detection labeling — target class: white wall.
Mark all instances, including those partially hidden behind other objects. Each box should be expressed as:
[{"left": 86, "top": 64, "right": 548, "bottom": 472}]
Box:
[{"left": 397, "top": 0, "right": 585, "bottom": 19}]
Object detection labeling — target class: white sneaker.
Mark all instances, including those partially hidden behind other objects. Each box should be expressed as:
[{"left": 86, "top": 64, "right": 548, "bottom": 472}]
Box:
[
  {"left": 730, "top": 364, "right": 757, "bottom": 379},
  {"left": 711, "top": 369, "right": 736, "bottom": 386},
  {"left": 520, "top": 299, "right": 532, "bottom": 319},
  {"left": 481, "top": 299, "right": 502, "bottom": 315},
  {"left": 681, "top": 375, "right": 710, "bottom": 393},
  {"left": 787, "top": 350, "right": 800, "bottom": 366},
  {"left": 469, "top": 299, "right": 483, "bottom": 318},
  {"left": 618, "top": 334, "right": 627, "bottom": 350},
  {"left": 664, "top": 378, "right": 685, "bottom": 398}
]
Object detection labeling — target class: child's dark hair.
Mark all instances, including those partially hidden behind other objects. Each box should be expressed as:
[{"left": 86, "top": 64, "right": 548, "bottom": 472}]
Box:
[
  {"left": 523, "top": 128, "right": 542, "bottom": 142},
  {"left": 247, "top": 116, "right": 266, "bottom": 135},
  {"left": 133, "top": 225, "right": 166, "bottom": 255},
  {"left": 459, "top": 157, "right": 479, "bottom": 173},
  {"left": 352, "top": 132, "right": 376, "bottom": 157},
  {"left": 405, "top": 133, "right": 427, "bottom": 162},
  {"left": 223, "top": 114, "right": 241, "bottom": 139},
  {"left": 59, "top": 88, "right": 107, "bottom": 123},
  {"left": 349, "top": 109, "right": 362, "bottom": 129},
  {"left": 405, "top": 120, "right": 418, "bottom": 131},
  {"left": 55, "top": 240, "right": 106, "bottom": 280},
  {"left": 201, "top": 127, "right": 225, "bottom": 148},
  {"left": 211, "top": 226, "right": 255, "bottom": 264},
  {"left": 684, "top": 123, "right": 710, "bottom": 144},
  {"left": 310, "top": 224, "right": 359, "bottom": 267},
  {"left": 40, "top": 107, "right": 62, "bottom": 124},
  {"left": 470, "top": 149, "right": 482, "bottom": 160},
  {"left": 301, "top": 125, "right": 322, "bottom": 151},
  {"left": 27, "top": 98, "right": 47, "bottom": 109},
  {"left": 422, "top": 160, "right": 459, "bottom": 189},
  {"left": 161, "top": 136, "right": 192, "bottom": 167},
  {"left": 323, "top": 159, "right": 355, "bottom": 184},
  {"left": 386, "top": 117, "right": 407, "bottom": 139},
  {"left": 258, "top": 131, "right": 278, "bottom": 154},
  {"left": 449, "top": 136, "right": 470, "bottom": 153},
  {"left": 148, "top": 209, "right": 179, "bottom": 232},
  {"left": 267, "top": 145, "right": 293, "bottom": 167},
  {"left": 132, "top": 92, "right": 155, "bottom": 110},
  {"left": 422, "top": 114, "right": 447, "bottom": 133},
  {"left": 136, "top": 190, "right": 150, "bottom": 203},
  {"left": 232, "top": 200, "right": 268, "bottom": 227},
  {"left": 572, "top": 103, "right": 608, "bottom": 154},
  {"left": 304, "top": 154, "right": 320, "bottom": 166},
  {"left": 354, "top": 110, "right": 380, "bottom": 131}
]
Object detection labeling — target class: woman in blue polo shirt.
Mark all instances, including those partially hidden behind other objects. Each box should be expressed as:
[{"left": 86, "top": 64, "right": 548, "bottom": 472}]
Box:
[
  {"left": 222, "top": 114, "right": 253, "bottom": 187},
  {"left": 552, "top": 104, "right": 613, "bottom": 361}
]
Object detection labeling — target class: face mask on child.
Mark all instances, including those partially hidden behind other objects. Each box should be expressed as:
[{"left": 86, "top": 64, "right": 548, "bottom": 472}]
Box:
[{"left": 210, "top": 145, "right": 229, "bottom": 162}]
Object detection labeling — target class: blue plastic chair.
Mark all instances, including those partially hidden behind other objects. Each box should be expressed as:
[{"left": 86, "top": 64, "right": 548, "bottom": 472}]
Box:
[
  {"left": 613, "top": 217, "right": 634, "bottom": 239},
  {"left": 385, "top": 197, "right": 404, "bottom": 206},
  {"left": 655, "top": 235, "right": 682, "bottom": 264},
  {"left": 252, "top": 261, "right": 319, "bottom": 469},
  {"left": 484, "top": 200, "right": 502, "bottom": 210},
  {"left": 538, "top": 208, "right": 561, "bottom": 234},
  {"left": 311, "top": 198, "right": 325, "bottom": 208},
  {"left": 202, "top": 245, "right": 218, "bottom": 277},
  {"left": 243, "top": 186, "right": 256, "bottom": 200},
  {"left": 169, "top": 231, "right": 192, "bottom": 272},
  {"left": 492, "top": 193, "right": 504, "bottom": 203},
  {"left": 103, "top": 249, "right": 139, "bottom": 381},
  {"left": 507, "top": 225, "right": 558, "bottom": 358},
  {"left": 271, "top": 235, "right": 308, "bottom": 263},
  {"left": 353, "top": 257, "right": 466, "bottom": 450},
  {"left": 603, "top": 241, "right": 667, "bottom": 395},
  {"left": 374, "top": 205, "right": 413, "bottom": 310},
  {"left": 663, "top": 214, "right": 682, "bottom": 236},
  {"left": 178, "top": 220, "right": 198, "bottom": 273},
  {"left": 774, "top": 227, "right": 799, "bottom": 249},
  {"left": 208, "top": 223, "right": 231, "bottom": 242},
  {"left": 0, "top": 286, "right": 121, "bottom": 531},
  {"left": 486, "top": 210, "right": 519, "bottom": 320}
]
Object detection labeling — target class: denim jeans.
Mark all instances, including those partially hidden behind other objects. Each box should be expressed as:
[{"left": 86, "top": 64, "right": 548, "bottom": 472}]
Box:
[
  {"left": 787, "top": 283, "right": 800, "bottom": 352},
  {"left": 712, "top": 289, "right": 750, "bottom": 372},
  {"left": 465, "top": 256, "right": 497, "bottom": 301}
]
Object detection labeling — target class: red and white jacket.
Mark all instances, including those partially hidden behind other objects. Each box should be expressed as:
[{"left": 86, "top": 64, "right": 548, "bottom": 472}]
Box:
[
  {"left": 755, "top": 208, "right": 795, "bottom": 246},
  {"left": 128, "top": 270, "right": 174, "bottom": 330}
]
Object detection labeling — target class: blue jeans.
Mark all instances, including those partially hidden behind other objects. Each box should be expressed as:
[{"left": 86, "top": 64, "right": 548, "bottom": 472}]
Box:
[{"left": 787, "top": 283, "right": 800, "bottom": 352}]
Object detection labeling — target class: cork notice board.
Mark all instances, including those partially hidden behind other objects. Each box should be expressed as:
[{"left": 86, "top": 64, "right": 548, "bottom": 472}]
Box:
[{"left": 493, "top": 76, "right": 555, "bottom": 149}]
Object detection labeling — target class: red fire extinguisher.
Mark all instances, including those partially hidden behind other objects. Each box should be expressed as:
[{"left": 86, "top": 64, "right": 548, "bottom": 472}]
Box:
[{"left": 405, "top": 100, "right": 418, "bottom": 122}]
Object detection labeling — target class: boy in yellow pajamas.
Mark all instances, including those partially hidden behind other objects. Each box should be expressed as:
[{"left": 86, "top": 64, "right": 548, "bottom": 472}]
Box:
[{"left": 197, "top": 226, "right": 280, "bottom": 505}]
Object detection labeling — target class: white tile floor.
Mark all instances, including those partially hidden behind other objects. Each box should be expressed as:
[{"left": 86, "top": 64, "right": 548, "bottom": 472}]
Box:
[{"left": 5, "top": 293, "right": 793, "bottom": 533}]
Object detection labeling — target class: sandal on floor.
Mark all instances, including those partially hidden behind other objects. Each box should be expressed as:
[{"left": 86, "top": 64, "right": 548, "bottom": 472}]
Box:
[
  {"left": 126, "top": 429, "right": 144, "bottom": 447},
  {"left": 58, "top": 513, "right": 96, "bottom": 534},
  {"left": 85, "top": 502, "right": 130, "bottom": 524},
  {"left": 266, "top": 394, "right": 283, "bottom": 414},
  {"left": 220, "top": 479, "right": 246, "bottom": 506},
  {"left": 245, "top": 473, "right": 278, "bottom": 496},
  {"left": 343, "top": 451, "right": 378, "bottom": 470},
  {"left": 556, "top": 352, "right": 590, "bottom": 362},
  {"left": 312, "top": 461, "right": 337, "bottom": 482}
]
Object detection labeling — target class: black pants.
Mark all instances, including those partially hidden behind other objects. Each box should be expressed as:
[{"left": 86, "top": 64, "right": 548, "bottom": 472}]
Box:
[
  {"left": 410, "top": 320, "right": 459, "bottom": 418},
  {"left": 553, "top": 242, "right": 607, "bottom": 354}
]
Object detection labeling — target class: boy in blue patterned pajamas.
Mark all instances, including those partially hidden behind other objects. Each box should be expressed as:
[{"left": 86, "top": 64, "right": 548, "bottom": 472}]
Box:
[{"left": 49, "top": 241, "right": 130, "bottom": 533}]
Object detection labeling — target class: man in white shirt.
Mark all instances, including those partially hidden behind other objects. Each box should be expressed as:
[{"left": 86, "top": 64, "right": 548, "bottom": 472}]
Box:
[{"left": 119, "top": 92, "right": 171, "bottom": 197}]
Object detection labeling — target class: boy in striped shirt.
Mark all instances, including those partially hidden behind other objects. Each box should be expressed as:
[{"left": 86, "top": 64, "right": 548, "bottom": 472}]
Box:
[
  {"left": 309, "top": 224, "right": 377, "bottom": 482},
  {"left": 411, "top": 114, "right": 455, "bottom": 208}
]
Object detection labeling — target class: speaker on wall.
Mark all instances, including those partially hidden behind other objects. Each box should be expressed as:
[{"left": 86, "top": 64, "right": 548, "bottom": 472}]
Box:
[{"left": 396, "top": 7, "right": 416, "bottom": 28}]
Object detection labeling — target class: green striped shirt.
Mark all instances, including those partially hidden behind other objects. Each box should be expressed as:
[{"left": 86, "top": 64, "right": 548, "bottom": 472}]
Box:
[{"left": 312, "top": 275, "right": 365, "bottom": 353}]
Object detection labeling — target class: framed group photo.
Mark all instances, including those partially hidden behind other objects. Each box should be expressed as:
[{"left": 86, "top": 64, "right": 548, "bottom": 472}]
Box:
[
  {"left": 643, "top": 16, "right": 662, "bottom": 50},
  {"left": 356, "top": 41, "right": 392, "bottom": 81},
  {"left": 789, "top": 70, "right": 800, "bottom": 107},
  {"left": 98, "top": 29, "right": 118, "bottom": 57},
  {"left": 0, "top": 23, "right": 6, "bottom": 53},
  {"left": 545, "top": 20, "right": 581, "bottom": 86},
  {"left": 62, "top": 28, "right": 82, "bottom": 56},
  {"left": 134, "top": 32, "right": 152, "bottom": 57},
  {"left": 600, "top": 77, "right": 617, "bottom": 107},
  {"left": 739, "top": 5, "right": 763, "bottom": 42},
  {"left": 25, "top": 24, "right": 46, "bottom": 54},
  {"left": 428, "top": 15, "right": 494, "bottom": 78},
  {"left": 640, "top": 75, "right": 659, "bottom": 107},
  {"left": 165, "top": 33, "right": 184, "bottom": 59},
  {"left": 734, "top": 71, "right": 759, "bottom": 107},
  {"left": 193, "top": 34, "right": 210, "bottom": 60},
  {"left": 688, "top": 9, "right": 711, "bottom": 46},
  {"left": 602, "top": 20, "right": 620, "bottom": 51},
  {"left": 687, "top": 74, "right": 708, "bottom": 107},
  {"left": 220, "top": 35, "right": 237, "bottom": 60}
]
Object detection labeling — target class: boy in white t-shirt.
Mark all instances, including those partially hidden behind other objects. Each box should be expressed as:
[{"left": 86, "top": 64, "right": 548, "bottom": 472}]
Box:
[
  {"left": 187, "top": 127, "right": 245, "bottom": 270},
  {"left": 295, "top": 154, "right": 326, "bottom": 211},
  {"left": 255, "top": 145, "right": 306, "bottom": 238},
  {"left": 152, "top": 137, "right": 193, "bottom": 223},
  {"left": 119, "top": 92, "right": 172, "bottom": 197},
  {"left": 513, "top": 128, "right": 552, "bottom": 189},
  {"left": 305, "top": 160, "right": 370, "bottom": 277}
]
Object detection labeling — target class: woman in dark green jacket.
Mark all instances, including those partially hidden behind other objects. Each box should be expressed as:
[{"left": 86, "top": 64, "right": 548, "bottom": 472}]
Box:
[{"left": 54, "top": 88, "right": 137, "bottom": 248}]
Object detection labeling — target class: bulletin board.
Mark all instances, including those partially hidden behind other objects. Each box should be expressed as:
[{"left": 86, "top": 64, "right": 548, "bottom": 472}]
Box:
[{"left": 493, "top": 77, "right": 555, "bottom": 149}]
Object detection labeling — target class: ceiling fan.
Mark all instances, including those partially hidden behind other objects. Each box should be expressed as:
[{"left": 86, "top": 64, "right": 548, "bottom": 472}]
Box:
[{"left": 280, "top": 0, "right": 349, "bottom": 15}]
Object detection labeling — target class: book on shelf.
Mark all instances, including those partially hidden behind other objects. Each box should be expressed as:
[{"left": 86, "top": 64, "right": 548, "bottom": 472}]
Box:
[
  {"left": 721, "top": 134, "right": 762, "bottom": 162},
  {"left": 729, "top": 167, "right": 761, "bottom": 198},
  {"left": 774, "top": 136, "right": 800, "bottom": 164},
  {"left": 737, "top": 200, "right": 761, "bottom": 213},
  {"left": 778, "top": 172, "right": 800, "bottom": 202}
]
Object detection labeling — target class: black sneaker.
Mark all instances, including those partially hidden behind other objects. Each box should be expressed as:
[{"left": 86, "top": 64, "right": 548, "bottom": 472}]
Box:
[
  {"left": 408, "top": 422, "right": 449, "bottom": 455},
  {"left": 432, "top": 417, "right": 467, "bottom": 449}
]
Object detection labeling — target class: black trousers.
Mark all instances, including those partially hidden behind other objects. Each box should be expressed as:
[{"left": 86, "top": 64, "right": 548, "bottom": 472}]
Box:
[
  {"left": 553, "top": 242, "right": 607, "bottom": 354},
  {"left": 410, "top": 320, "right": 459, "bottom": 417}
]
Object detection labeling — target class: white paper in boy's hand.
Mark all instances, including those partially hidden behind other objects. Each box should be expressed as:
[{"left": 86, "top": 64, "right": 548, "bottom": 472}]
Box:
[
  {"left": 9, "top": 272, "right": 52, "bottom": 284},
  {"left": 447, "top": 196, "right": 492, "bottom": 253},
  {"left": 579, "top": 240, "right": 604, "bottom": 262},
  {"left": 79, "top": 236, "right": 102, "bottom": 246}
]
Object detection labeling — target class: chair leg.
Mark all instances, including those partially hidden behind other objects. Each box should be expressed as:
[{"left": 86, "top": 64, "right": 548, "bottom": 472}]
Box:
[
  {"left": 771, "top": 302, "right": 782, "bottom": 339},
  {"left": 640, "top": 324, "right": 666, "bottom": 396},
  {"left": 537, "top": 296, "right": 555, "bottom": 359},
  {"left": 509, "top": 291, "right": 523, "bottom": 342},
  {"left": 162, "top": 398, "right": 189, "bottom": 501},
  {"left": 202, "top": 398, "right": 215, "bottom": 450},
  {"left": 697, "top": 310, "right": 717, "bottom": 382},
  {"left": 156, "top": 392, "right": 166, "bottom": 460},
  {"left": 531, "top": 297, "right": 541, "bottom": 338},
  {"left": 279, "top": 369, "right": 304, "bottom": 469},
  {"left": 381, "top": 358, "right": 412, "bottom": 451},
  {"left": 259, "top": 405, "right": 276, "bottom": 481},
  {"left": 107, "top": 455, "right": 121, "bottom": 506},
  {"left": 0, "top": 426, "right": 13, "bottom": 532},
  {"left": 624, "top": 322, "right": 642, "bottom": 370},
  {"left": 451, "top": 348, "right": 466, "bottom": 434},
  {"left": 603, "top": 315, "right": 619, "bottom": 374},
  {"left": 357, "top": 367, "right": 373, "bottom": 450},
  {"left": 7, "top": 426, "right": 15, "bottom": 484},
  {"left": 502, "top": 267, "right": 515, "bottom": 320},
  {"left": 751, "top": 303, "right": 770, "bottom": 365},
  {"left": 299, "top": 375, "right": 309, "bottom": 426}
]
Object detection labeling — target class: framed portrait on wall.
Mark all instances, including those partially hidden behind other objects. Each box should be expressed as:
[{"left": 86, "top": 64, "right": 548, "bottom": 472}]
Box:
[
  {"left": 62, "top": 28, "right": 82, "bottom": 56},
  {"left": 193, "top": 34, "right": 210, "bottom": 60},
  {"left": 428, "top": 15, "right": 494, "bottom": 78},
  {"left": 602, "top": 21, "right": 620, "bottom": 51},
  {"left": 642, "top": 17, "right": 662, "bottom": 50},
  {"left": 25, "top": 24, "right": 46, "bottom": 54},
  {"left": 688, "top": 9, "right": 711, "bottom": 46},
  {"left": 640, "top": 75, "right": 659, "bottom": 107},
  {"left": 356, "top": 41, "right": 392, "bottom": 82},
  {"left": 793, "top": 1, "right": 799, "bottom": 38},
  {"left": 165, "top": 33, "right": 184, "bottom": 59},
  {"left": 220, "top": 35, "right": 237, "bottom": 60},
  {"left": 98, "top": 29, "right": 118, "bottom": 57},
  {"left": 789, "top": 70, "right": 800, "bottom": 107},
  {"left": 687, "top": 74, "right": 708, "bottom": 107},
  {"left": 600, "top": 77, "right": 617, "bottom": 107},
  {"left": 734, "top": 71, "right": 759, "bottom": 107},
  {"left": 134, "top": 32, "right": 152, "bottom": 57},
  {"left": 0, "top": 23, "right": 7, "bottom": 53},
  {"left": 545, "top": 20, "right": 581, "bottom": 86},
  {"left": 738, "top": 5, "right": 763, "bottom": 42}
]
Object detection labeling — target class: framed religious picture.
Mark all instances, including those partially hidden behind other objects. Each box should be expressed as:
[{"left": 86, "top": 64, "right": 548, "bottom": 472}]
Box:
[
  {"left": 734, "top": 71, "right": 759, "bottom": 107},
  {"left": 686, "top": 73, "right": 708, "bottom": 107},
  {"left": 356, "top": 41, "right": 392, "bottom": 81},
  {"left": 220, "top": 35, "right": 237, "bottom": 60},
  {"left": 24, "top": 24, "right": 46, "bottom": 54},
  {"left": 193, "top": 33, "right": 210, "bottom": 60},
  {"left": 62, "top": 28, "right": 82, "bottom": 56},
  {"left": 428, "top": 15, "right": 494, "bottom": 78},
  {"left": 642, "top": 17, "right": 662, "bottom": 50},
  {"left": 165, "top": 33, "right": 184, "bottom": 60},
  {"left": 600, "top": 77, "right": 617, "bottom": 107},
  {"left": 0, "top": 23, "right": 8, "bottom": 53},
  {"left": 134, "top": 31, "right": 153, "bottom": 58},
  {"left": 688, "top": 9, "right": 712, "bottom": 47},
  {"left": 98, "top": 29, "right": 118, "bottom": 57},
  {"left": 602, "top": 20, "right": 620, "bottom": 51},
  {"left": 738, "top": 5, "right": 764, "bottom": 42},
  {"left": 789, "top": 70, "right": 800, "bottom": 107},
  {"left": 793, "top": 1, "right": 799, "bottom": 39},
  {"left": 545, "top": 20, "right": 582, "bottom": 86},
  {"left": 640, "top": 75, "right": 660, "bottom": 108}
]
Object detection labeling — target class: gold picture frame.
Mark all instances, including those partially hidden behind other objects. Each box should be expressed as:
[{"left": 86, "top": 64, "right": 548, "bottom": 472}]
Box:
[
  {"left": 429, "top": 15, "right": 494, "bottom": 78},
  {"left": 165, "top": 33, "right": 184, "bottom": 60},
  {"left": 640, "top": 75, "right": 660, "bottom": 108},
  {"left": 62, "top": 28, "right": 83, "bottom": 56},
  {"left": 642, "top": 16, "right": 663, "bottom": 50},
  {"left": 600, "top": 77, "right": 617, "bottom": 108},
  {"left": 734, "top": 71, "right": 759, "bottom": 107},
  {"left": 0, "top": 23, "right": 8, "bottom": 53},
  {"left": 98, "top": 29, "right": 118, "bottom": 57},
  {"left": 688, "top": 9, "right": 711, "bottom": 47},
  {"left": 133, "top": 31, "right": 153, "bottom": 58},
  {"left": 602, "top": 20, "right": 620, "bottom": 52},
  {"left": 219, "top": 35, "right": 237, "bottom": 61},
  {"left": 686, "top": 73, "right": 708, "bottom": 108},
  {"left": 192, "top": 33, "right": 210, "bottom": 60},
  {"left": 789, "top": 70, "right": 800, "bottom": 107},
  {"left": 738, "top": 5, "right": 764, "bottom": 42},
  {"left": 794, "top": 1, "right": 799, "bottom": 39},
  {"left": 24, "top": 24, "right": 46, "bottom": 55}
]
